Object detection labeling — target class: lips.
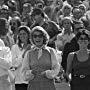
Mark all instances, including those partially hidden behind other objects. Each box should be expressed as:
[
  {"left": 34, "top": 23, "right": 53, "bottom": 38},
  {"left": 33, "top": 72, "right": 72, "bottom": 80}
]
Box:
[{"left": 35, "top": 40, "right": 41, "bottom": 43}]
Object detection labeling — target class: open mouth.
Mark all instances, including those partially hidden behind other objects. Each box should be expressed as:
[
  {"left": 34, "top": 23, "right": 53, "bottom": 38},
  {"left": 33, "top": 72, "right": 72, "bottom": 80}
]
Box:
[{"left": 35, "top": 40, "right": 41, "bottom": 43}]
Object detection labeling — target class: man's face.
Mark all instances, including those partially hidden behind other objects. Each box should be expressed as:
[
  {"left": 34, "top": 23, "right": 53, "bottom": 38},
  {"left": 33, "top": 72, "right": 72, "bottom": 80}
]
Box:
[
  {"left": 63, "top": 6, "right": 71, "bottom": 16},
  {"left": 73, "top": 9, "right": 82, "bottom": 19},
  {"left": 34, "top": 14, "right": 43, "bottom": 24}
]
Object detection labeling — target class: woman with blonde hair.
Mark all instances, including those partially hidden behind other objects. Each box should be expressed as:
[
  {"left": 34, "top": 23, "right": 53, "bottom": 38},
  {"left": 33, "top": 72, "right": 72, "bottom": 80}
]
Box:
[{"left": 22, "top": 26, "right": 60, "bottom": 90}]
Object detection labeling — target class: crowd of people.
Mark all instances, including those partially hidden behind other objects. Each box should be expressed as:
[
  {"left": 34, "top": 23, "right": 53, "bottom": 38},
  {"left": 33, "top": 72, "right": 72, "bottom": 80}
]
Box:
[{"left": 0, "top": 0, "right": 90, "bottom": 90}]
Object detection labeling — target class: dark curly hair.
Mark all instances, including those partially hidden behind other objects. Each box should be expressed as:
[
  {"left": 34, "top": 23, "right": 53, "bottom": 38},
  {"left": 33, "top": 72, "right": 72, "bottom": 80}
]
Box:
[
  {"left": 0, "top": 18, "right": 9, "bottom": 36},
  {"left": 18, "top": 25, "right": 31, "bottom": 48},
  {"left": 31, "top": 7, "right": 45, "bottom": 18},
  {"left": 75, "top": 29, "right": 90, "bottom": 42}
]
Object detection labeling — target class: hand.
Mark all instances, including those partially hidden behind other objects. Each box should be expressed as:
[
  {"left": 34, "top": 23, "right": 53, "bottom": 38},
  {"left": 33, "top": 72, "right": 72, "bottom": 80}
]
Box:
[
  {"left": 55, "top": 76, "right": 62, "bottom": 83},
  {"left": 63, "top": 73, "right": 71, "bottom": 82},
  {"left": 25, "top": 70, "right": 34, "bottom": 81},
  {"left": 31, "top": 70, "right": 38, "bottom": 75},
  {"left": 41, "top": 71, "right": 46, "bottom": 77},
  {"left": 41, "top": 71, "right": 46, "bottom": 75}
]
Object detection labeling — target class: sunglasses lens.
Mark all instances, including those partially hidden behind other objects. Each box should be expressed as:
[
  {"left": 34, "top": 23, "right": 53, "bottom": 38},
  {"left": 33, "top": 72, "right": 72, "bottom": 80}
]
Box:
[
  {"left": 33, "top": 34, "right": 43, "bottom": 38},
  {"left": 79, "top": 37, "right": 88, "bottom": 40}
]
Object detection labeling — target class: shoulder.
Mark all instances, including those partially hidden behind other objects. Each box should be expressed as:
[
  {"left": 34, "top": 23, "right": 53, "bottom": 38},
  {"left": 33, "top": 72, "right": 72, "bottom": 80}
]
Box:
[
  {"left": 11, "top": 44, "right": 19, "bottom": 50},
  {"left": 57, "top": 32, "right": 64, "bottom": 37},
  {"left": 25, "top": 47, "right": 36, "bottom": 55},
  {"left": 67, "top": 52, "right": 76, "bottom": 61},
  {"left": 0, "top": 46, "right": 11, "bottom": 55},
  {"left": 0, "top": 39, "right": 5, "bottom": 47},
  {"left": 11, "top": 44, "right": 18, "bottom": 48},
  {"left": 69, "top": 52, "right": 75, "bottom": 56},
  {"left": 45, "top": 46, "right": 56, "bottom": 54}
]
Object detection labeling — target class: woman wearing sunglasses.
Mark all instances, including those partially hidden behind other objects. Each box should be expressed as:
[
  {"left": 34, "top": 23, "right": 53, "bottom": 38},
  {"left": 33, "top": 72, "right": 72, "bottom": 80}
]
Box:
[
  {"left": 22, "top": 26, "right": 60, "bottom": 90},
  {"left": 66, "top": 29, "right": 90, "bottom": 90}
]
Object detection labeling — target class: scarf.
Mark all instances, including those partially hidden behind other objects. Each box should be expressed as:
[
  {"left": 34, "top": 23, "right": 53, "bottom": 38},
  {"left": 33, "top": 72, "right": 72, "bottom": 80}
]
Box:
[{"left": 32, "top": 45, "right": 46, "bottom": 59}]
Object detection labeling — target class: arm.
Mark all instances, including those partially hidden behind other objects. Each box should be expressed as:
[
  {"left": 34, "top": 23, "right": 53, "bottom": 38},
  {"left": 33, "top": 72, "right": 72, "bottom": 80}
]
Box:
[
  {"left": 0, "top": 47, "right": 12, "bottom": 69},
  {"left": 11, "top": 45, "right": 22, "bottom": 68},
  {"left": 0, "top": 57, "right": 11, "bottom": 69},
  {"left": 44, "top": 48, "right": 60, "bottom": 79},
  {"left": 55, "top": 33, "right": 64, "bottom": 50},
  {"left": 65, "top": 52, "right": 74, "bottom": 81},
  {"left": 22, "top": 51, "right": 34, "bottom": 81}
]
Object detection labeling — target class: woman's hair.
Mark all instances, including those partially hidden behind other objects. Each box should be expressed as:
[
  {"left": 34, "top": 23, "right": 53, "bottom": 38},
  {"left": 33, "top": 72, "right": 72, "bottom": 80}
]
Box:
[
  {"left": 10, "top": 16, "right": 21, "bottom": 27},
  {"left": 60, "top": 16, "right": 73, "bottom": 28},
  {"left": 7, "top": 0, "right": 17, "bottom": 11},
  {"left": 31, "top": 26, "right": 49, "bottom": 45},
  {"left": 0, "top": 18, "right": 9, "bottom": 36},
  {"left": 17, "top": 25, "right": 31, "bottom": 48},
  {"left": 78, "top": 4, "right": 86, "bottom": 12},
  {"left": 62, "top": 3, "right": 72, "bottom": 13},
  {"left": 75, "top": 29, "right": 90, "bottom": 42}
]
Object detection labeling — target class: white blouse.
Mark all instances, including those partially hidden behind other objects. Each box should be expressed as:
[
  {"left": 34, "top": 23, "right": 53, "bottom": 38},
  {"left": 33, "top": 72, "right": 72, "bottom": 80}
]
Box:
[
  {"left": 11, "top": 44, "right": 28, "bottom": 84},
  {"left": 0, "top": 38, "right": 12, "bottom": 77}
]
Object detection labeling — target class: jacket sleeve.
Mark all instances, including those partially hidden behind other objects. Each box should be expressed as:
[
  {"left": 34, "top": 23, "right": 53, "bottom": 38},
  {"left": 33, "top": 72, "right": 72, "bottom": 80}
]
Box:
[
  {"left": 45, "top": 48, "right": 60, "bottom": 79},
  {"left": 22, "top": 51, "right": 34, "bottom": 81},
  {"left": 11, "top": 45, "right": 22, "bottom": 68},
  {"left": 0, "top": 47, "right": 12, "bottom": 69}
]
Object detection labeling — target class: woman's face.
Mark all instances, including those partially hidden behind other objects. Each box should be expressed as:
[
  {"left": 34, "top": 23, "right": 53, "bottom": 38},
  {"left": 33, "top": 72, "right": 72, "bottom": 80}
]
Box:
[
  {"left": 33, "top": 31, "right": 44, "bottom": 47},
  {"left": 63, "top": 19, "right": 71, "bottom": 29},
  {"left": 19, "top": 30, "right": 29, "bottom": 43},
  {"left": 63, "top": 6, "right": 71, "bottom": 16},
  {"left": 78, "top": 35, "right": 89, "bottom": 49}
]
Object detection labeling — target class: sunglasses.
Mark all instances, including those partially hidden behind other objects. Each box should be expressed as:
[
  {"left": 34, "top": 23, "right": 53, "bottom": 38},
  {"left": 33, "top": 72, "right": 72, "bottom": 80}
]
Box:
[
  {"left": 79, "top": 37, "right": 88, "bottom": 40},
  {"left": 33, "top": 34, "right": 43, "bottom": 38}
]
